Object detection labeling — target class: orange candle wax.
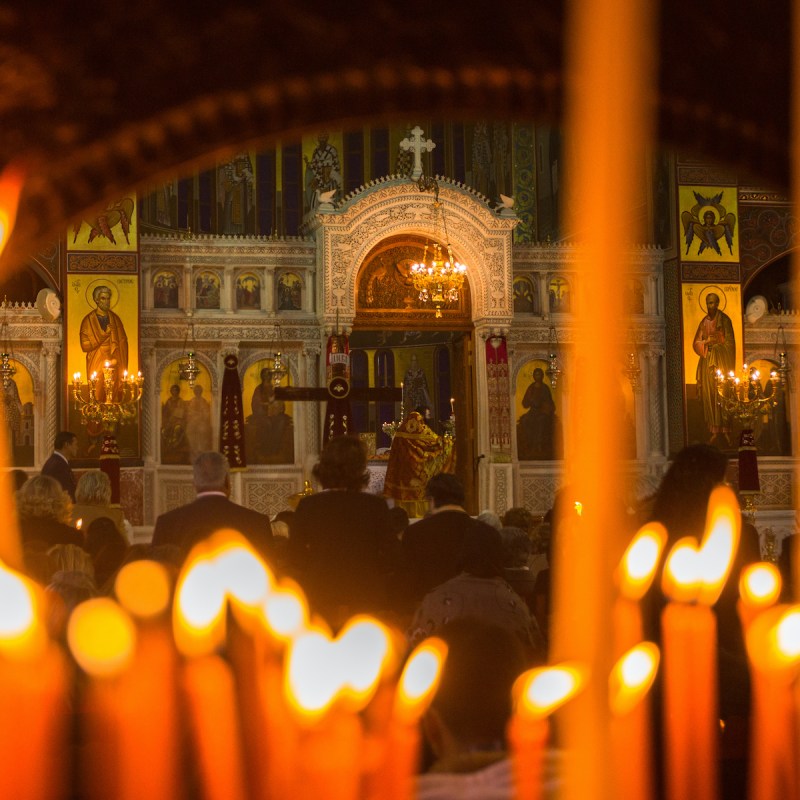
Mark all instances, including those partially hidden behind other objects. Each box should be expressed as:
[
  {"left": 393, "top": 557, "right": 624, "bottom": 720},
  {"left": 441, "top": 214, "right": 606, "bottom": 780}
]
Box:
[
  {"left": 609, "top": 643, "right": 659, "bottom": 800},
  {"left": 508, "top": 664, "right": 586, "bottom": 800}
]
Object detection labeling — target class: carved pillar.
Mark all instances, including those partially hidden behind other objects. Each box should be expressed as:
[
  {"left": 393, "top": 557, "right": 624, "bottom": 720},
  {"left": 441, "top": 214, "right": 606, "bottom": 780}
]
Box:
[
  {"left": 302, "top": 343, "right": 321, "bottom": 456},
  {"left": 223, "top": 266, "right": 235, "bottom": 313},
  {"left": 142, "top": 346, "right": 158, "bottom": 463},
  {"left": 41, "top": 344, "right": 60, "bottom": 465},
  {"left": 646, "top": 349, "right": 665, "bottom": 458},
  {"left": 183, "top": 265, "right": 193, "bottom": 310},
  {"left": 264, "top": 267, "right": 274, "bottom": 312}
]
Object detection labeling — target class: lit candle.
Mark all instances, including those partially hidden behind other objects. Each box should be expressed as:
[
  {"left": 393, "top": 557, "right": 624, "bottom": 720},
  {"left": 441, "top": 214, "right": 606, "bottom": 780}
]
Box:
[
  {"left": 0, "top": 562, "right": 67, "bottom": 800},
  {"left": 450, "top": 397, "right": 455, "bottom": 416},
  {"left": 614, "top": 522, "right": 666, "bottom": 655},
  {"left": 609, "top": 643, "right": 660, "bottom": 800},
  {"left": 508, "top": 664, "right": 586, "bottom": 800},
  {"left": 743, "top": 600, "right": 800, "bottom": 800},
  {"left": 380, "top": 637, "right": 447, "bottom": 800},
  {"left": 661, "top": 485, "right": 739, "bottom": 800},
  {"left": 738, "top": 562, "right": 781, "bottom": 630}
]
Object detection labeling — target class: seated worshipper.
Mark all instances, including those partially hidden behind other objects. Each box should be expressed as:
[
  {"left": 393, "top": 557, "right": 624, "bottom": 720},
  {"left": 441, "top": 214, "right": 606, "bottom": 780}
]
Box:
[
  {"left": 416, "top": 619, "right": 560, "bottom": 800},
  {"left": 71, "top": 469, "right": 130, "bottom": 541},
  {"left": 16, "top": 474, "right": 84, "bottom": 550},
  {"left": 500, "top": 526, "right": 536, "bottom": 612},
  {"left": 84, "top": 516, "right": 130, "bottom": 592},
  {"left": 384, "top": 405, "right": 455, "bottom": 518},
  {"left": 46, "top": 543, "right": 98, "bottom": 638},
  {"left": 408, "top": 522, "right": 545, "bottom": 661},
  {"left": 152, "top": 451, "right": 273, "bottom": 561},
  {"left": 476, "top": 509, "right": 503, "bottom": 531},
  {"left": 402, "top": 473, "right": 498, "bottom": 602},
  {"left": 291, "top": 435, "right": 395, "bottom": 627}
]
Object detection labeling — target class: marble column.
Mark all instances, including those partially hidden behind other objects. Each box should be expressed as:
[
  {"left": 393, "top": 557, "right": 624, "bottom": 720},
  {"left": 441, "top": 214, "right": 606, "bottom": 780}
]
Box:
[
  {"left": 646, "top": 348, "right": 665, "bottom": 458},
  {"left": 41, "top": 344, "right": 60, "bottom": 466}
]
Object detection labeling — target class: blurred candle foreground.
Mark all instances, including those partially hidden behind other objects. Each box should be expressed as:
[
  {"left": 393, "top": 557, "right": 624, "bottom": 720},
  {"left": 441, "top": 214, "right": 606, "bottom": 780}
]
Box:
[
  {"left": 0, "top": 562, "right": 66, "bottom": 800},
  {"left": 609, "top": 643, "right": 659, "bottom": 800},
  {"left": 286, "top": 622, "right": 392, "bottom": 800},
  {"left": 382, "top": 637, "right": 447, "bottom": 800},
  {"left": 661, "top": 485, "right": 740, "bottom": 800},
  {"left": 555, "top": 0, "right": 655, "bottom": 794},
  {"left": 614, "top": 522, "right": 667, "bottom": 655},
  {"left": 744, "top": 604, "right": 800, "bottom": 800},
  {"left": 508, "top": 664, "right": 586, "bottom": 800}
]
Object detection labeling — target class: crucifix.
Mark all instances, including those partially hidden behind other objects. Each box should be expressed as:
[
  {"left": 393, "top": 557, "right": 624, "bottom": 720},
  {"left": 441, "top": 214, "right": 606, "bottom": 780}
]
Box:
[
  {"left": 400, "top": 126, "right": 436, "bottom": 180},
  {"left": 275, "top": 374, "right": 402, "bottom": 443}
]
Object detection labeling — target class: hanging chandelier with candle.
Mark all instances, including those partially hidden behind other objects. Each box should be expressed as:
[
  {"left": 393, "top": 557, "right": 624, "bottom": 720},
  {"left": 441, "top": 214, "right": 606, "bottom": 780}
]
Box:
[
  {"left": 546, "top": 325, "right": 562, "bottom": 389},
  {"left": 269, "top": 325, "right": 287, "bottom": 387},
  {"left": 72, "top": 361, "right": 144, "bottom": 431},
  {"left": 409, "top": 178, "right": 467, "bottom": 318},
  {"left": 715, "top": 363, "right": 780, "bottom": 426}
]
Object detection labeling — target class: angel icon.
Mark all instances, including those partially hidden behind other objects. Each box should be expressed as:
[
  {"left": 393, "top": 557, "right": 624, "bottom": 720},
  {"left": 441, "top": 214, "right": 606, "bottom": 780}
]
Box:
[{"left": 681, "top": 191, "right": 736, "bottom": 256}]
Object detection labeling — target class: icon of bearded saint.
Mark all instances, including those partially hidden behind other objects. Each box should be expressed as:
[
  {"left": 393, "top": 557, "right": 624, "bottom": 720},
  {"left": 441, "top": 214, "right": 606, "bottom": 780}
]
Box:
[{"left": 681, "top": 191, "right": 736, "bottom": 256}]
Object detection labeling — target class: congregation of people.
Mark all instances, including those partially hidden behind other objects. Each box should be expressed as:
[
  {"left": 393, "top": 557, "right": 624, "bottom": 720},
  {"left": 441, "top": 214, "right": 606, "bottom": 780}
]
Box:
[{"left": 9, "top": 430, "right": 793, "bottom": 800}]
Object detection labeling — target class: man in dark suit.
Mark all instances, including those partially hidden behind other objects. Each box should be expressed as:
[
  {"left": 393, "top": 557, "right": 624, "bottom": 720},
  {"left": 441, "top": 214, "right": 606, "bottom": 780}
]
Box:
[
  {"left": 402, "top": 472, "right": 498, "bottom": 601},
  {"left": 41, "top": 430, "right": 78, "bottom": 501},
  {"left": 152, "top": 451, "right": 273, "bottom": 560}
]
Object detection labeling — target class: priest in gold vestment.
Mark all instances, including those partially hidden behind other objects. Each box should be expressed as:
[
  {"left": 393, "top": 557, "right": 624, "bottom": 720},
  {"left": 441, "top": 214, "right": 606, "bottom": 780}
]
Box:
[{"left": 383, "top": 407, "right": 455, "bottom": 518}]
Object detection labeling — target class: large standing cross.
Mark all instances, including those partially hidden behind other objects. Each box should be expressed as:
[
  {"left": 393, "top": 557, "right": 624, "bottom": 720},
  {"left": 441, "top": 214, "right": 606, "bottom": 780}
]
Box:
[
  {"left": 400, "top": 126, "right": 436, "bottom": 180},
  {"left": 275, "top": 378, "right": 401, "bottom": 441}
]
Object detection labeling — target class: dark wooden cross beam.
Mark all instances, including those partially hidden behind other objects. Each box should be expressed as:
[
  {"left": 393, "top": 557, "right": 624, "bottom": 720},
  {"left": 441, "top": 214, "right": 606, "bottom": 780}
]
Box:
[{"left": 275, "top": 377, "right": 402, "bottom": 441}]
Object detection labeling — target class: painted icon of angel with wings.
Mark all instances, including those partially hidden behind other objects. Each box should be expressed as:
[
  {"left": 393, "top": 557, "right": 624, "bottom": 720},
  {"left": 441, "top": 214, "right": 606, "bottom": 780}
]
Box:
[{"left": 681, "top": 191, "right": 736, "bottom": 256}]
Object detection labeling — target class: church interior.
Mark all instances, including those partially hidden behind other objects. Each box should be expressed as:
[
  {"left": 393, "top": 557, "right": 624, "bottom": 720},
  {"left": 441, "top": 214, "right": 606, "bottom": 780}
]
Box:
[{"left": 0, "top": 3, "right": 797, "bottom": 799}]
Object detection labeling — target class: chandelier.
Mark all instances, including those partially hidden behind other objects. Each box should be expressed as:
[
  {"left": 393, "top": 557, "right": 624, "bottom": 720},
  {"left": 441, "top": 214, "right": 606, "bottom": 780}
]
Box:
[
  {"left": 624, "top": 330, "right": 641, "bottom": 391},
  {"left": 71, "top": 362, "right": 144, "bottom": 432},
  {"left": 178, "top": 324, "right": 201, "bottom": 388},
  {"left": 774, "top": 324, "right": 790, "bottom": 386},
  {"left": 269, "top": 325, "right": 287, "bottom": 387},
  {"left": 409, "top": 178, "right": 467, "bottom": 318},
  {"left": 546, "top": 326, "right": 562, "bottom": 389},
  {"left": 715, "top": 363, "right": 780, "bottom": 426}
]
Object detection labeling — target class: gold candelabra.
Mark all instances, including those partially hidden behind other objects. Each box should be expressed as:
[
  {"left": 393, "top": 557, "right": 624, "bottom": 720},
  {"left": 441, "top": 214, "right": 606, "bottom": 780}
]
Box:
[
  {"left": 72, "top": 361, "right": 144, "bottom": 432},
  {"left": 714, "top": 363, "right": 780, "bottom": 426}
]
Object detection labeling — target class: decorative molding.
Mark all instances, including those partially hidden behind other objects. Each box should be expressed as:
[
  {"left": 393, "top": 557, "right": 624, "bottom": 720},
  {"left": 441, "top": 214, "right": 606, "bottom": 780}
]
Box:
[
  {"left": 681, "top": 263, "right": 741, "bottom": 282},
  {"left": 677, "top": 166, "right": 738, "bottom": 185},
  {"left": 738, "top": 204, "right": 797, "bottom": 275},
  {"left": 67, "top": 253, "right": 138, "bottom": 273}
]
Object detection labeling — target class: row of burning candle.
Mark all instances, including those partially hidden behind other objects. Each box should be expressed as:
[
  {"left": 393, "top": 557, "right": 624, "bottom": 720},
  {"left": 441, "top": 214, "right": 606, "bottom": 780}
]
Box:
[{"left": 0, "top": 484, "right": 799, "bottom": 800}]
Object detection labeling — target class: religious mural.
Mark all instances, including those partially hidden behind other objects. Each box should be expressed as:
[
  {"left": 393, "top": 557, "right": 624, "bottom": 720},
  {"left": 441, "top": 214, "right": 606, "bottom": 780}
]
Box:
[
  {"left": 236, "top": 273, "right": 261, "bottom": 310},
  {"left": 515, "top": 359, "right": 561, "bottom": 461},
  {"left": 679, "top": 186, "right": 739, "bottom": 262},
  {"left": 218, "top": 152, "right": 255, "bottom": 235},
  {"left": 68, "top": 197, "right": 138, "bottom": 252},
  {"left": 682, "top": 283, "right": 743, "bottom": 448},
  {"left": 276, "top": 272, "right": 302, "bottom": 311},
  {"left": 159, "top": 362, "right": 213, "bottom": 465},
  {"left": 66, "top": 273, "right": 140, "bottom": 459},
  {"left": 1, "top": 361, "right": 34, "bottom": 466},
  {"left": 195, "top": 271, "right": 221, "bottom": 310},
  {"left": 513, "top": 275, "right": 539, "bottom": 314},
  {"left": 243, "top": 360, "right": 294, "bottom": 464},
  {"left": 548, "top": 276, "right": 571, "bottom": 313},
  {"left": 303, "top": 131, "right": 342, "bottom": 211},
  {"left": 153, "top": 270, "right": 179, "bottom": 309}
]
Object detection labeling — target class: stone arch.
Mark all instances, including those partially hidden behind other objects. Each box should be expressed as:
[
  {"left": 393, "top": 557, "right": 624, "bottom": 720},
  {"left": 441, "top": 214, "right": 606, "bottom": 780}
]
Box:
[{"left": 312, "top": 177, "right": 516, "bottom": 329}]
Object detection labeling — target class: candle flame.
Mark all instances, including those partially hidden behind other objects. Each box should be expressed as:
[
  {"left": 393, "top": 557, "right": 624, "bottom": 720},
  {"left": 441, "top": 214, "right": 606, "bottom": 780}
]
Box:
[
  {"left": 115, "top": 560, "right": 171, "bottom": 619},
  {"left": 262, "top": 581, "right": 309, "bottom": 642},
  {"left": 174, "top": 555, "right": 228, "bottom": 656},
  {"left": 661, "top": 538, "right": 701, "bottom": 603},
  {"left": 337, "top": 616, "right": 393, "bottom": 703},
  {"left": 609, "top": 642, "right": 659, "bottom": 715},
  {"left": 514, "top": 663, "right": 587, "bottom": 719},
  {"left": 394, "top": 637, "right": 448, "bottom": 722},
  {"left": 746, "top": 604, "right": 800, "bottom": 672},
  {"left": 285, "top": 628, "right": 341, "bottom": 721},
  {"left": 775, "top": 608, "right": 800, "bottom": 660},
  {"left": 617, "top": 522, "right": 667, "bottom": 599},
  {"left": 696, "top": 485, "right": 740, "bottom": 605},
  {"left": 0, "top": 563, "right": 45, "bottom": 660},
  {"left": 67, "top": 598, "right": 136, "bottom": 677},
  {"left": 214, "top": 539, "right": 272, "bottom": 608},
  {"left": 739, "top": 562, "right": 781, "bottom": 609},
  {"left": 0, "top": 164, "right": 23, "bottom": 258}
]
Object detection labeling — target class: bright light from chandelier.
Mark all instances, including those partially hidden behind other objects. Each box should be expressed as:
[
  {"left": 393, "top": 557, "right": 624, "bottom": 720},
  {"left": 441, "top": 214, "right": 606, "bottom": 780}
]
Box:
[{"left": 409, "top": 240, "right": 467, "bottom": 318}]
